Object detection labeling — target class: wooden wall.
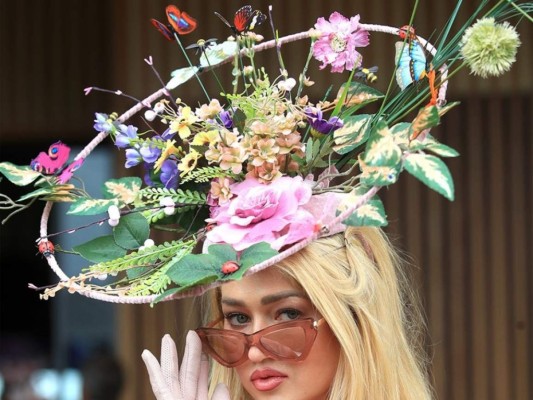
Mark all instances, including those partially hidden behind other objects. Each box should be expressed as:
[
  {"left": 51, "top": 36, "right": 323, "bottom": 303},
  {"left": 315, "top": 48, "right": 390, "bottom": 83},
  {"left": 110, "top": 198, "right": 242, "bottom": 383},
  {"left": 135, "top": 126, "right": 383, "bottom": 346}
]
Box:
[{"left": 1, "top": 1, "right": 531, "bottom": 399}]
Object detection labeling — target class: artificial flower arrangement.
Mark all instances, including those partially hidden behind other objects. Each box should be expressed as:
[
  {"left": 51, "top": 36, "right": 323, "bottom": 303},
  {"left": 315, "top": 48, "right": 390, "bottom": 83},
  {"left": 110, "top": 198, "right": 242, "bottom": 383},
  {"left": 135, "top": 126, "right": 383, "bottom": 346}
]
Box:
[{"left": 0, "top": 1, "right": 529, "bottom": 304}]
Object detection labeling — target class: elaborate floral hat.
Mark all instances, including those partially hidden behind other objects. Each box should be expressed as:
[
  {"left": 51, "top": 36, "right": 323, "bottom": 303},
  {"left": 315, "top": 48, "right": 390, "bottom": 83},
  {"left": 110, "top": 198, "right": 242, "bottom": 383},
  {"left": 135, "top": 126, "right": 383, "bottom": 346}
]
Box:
[{"left": 0, "top": 2, "right": 528, "bottom": 305}]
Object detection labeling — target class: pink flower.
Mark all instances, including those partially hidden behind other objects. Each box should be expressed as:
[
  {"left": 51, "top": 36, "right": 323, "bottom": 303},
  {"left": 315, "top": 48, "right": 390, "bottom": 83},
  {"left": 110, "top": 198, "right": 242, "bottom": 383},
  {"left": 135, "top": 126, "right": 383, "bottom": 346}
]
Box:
[
  {"left": 206, "top": 176, "right": 316, "bottom": 251},
  {"left": 312, "top": 12, "right": 370, "bottom": 73}
]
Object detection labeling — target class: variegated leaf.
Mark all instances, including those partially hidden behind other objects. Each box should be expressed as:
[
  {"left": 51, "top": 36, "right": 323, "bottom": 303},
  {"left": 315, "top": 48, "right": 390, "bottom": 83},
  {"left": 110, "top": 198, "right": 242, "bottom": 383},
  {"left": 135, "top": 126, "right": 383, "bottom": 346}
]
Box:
[
  {"left": 337, "top": 187, "right": 388, "bottom": 227},
  {"left": 18, "top": 187, "right": 60, "bottom": 202},
  {"left": 407, "top": 134, "right": 460, "bottom": 157},
  {"left": 409, "top": 105, "right": 440, "bottom": 140},
  {"left": 333, "top": 114, "right": 372, "bottom": 154},
  {"left": 358, "top": 154, "right": 401, "bottom": 186},
  {"left": 336, "top": 81, "right": 384, "bottom": 107},
  {"left": 67, "top": 198, "right": 119, "bottom": 215},
  {"left": 390, "top": 122, "right": 411, "bottom": 147},
  {"left": 364, "top": 120, "right": 402, "bottom": 167},
  {"left": 424, "top": 141, "right": 460, "bottom": 157},
  {"left": 404, "top": 153, "right": 454, "bottom": 200},
  {"left": 437, "top": 101, "right": 460, "bottom": 117},
  {"left": 103, "top": 177, "right": 141, "bottom": 204},
  {"left": 0, "top": 162, "right": 42, "bottom": 186}
]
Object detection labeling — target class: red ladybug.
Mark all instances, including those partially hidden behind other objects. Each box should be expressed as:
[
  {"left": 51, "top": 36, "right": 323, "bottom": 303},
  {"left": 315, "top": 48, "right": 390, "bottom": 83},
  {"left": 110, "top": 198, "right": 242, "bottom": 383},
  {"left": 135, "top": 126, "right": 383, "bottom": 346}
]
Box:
[
  {"left": 221, "top": 261, "right": 239, "bottom": 274},
  {"left": 38, "top": 240, "right": 55, "bottom": 257}
]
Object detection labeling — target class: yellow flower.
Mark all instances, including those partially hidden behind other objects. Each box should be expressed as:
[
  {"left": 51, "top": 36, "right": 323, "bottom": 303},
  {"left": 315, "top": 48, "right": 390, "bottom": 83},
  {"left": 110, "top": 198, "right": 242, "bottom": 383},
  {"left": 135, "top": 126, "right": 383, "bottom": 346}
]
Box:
[
  {"left": 154, "top": 140, "right": 180, "bottom": 172},
  {"left": 178, "top": 150, "right": 202, "bottom": 175},
  {"left": 191, "top": 130, "right": 220, "bottom": 147},
  {"left": 170, "top": 106, "right": 199, "bottom": 139}
]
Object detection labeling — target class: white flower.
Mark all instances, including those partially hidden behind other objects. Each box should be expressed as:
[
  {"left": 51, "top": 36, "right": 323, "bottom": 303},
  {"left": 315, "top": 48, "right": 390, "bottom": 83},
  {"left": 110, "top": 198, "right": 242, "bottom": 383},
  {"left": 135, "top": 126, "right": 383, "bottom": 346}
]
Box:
[
  {"left": 107, "top": 205, "right": 120, "bottom": 226},
  {"left": 160, "top": 197, "right": 176, "bottom": 215},
  {"left": 139, "top": 238, "right": 155, "bottom": 251},
  {"left": 277, "top": 78, "right": 297, "bottom": 92},
  {"left": 144, "top": 110, "right": 157, "bottom": 121}
]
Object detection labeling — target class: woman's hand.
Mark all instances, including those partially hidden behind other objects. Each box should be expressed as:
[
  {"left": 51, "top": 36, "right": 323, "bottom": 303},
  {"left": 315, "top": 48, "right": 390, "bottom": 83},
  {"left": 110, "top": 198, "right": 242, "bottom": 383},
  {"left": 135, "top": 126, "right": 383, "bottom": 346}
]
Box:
[{"left": 142, "top": 331, "right": 230, "bottom": 400}]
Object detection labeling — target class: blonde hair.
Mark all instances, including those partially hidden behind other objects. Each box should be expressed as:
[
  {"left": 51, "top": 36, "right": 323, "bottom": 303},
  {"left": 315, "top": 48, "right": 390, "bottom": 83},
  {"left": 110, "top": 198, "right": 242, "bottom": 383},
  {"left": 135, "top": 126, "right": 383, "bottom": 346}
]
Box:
[{"left": 203, "top": 226, "right": 434, "bottom": 399}]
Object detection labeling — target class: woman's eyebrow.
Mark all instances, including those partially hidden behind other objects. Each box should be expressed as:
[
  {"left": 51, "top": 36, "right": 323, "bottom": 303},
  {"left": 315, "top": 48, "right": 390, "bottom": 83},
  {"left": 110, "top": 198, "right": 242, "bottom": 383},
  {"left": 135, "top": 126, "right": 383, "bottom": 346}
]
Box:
[
  {"left": 260, "top": 290, "right": 306, "bottom": 305},
  {"left": 221, "top": 290, "right": 306, "bottom": 307}
]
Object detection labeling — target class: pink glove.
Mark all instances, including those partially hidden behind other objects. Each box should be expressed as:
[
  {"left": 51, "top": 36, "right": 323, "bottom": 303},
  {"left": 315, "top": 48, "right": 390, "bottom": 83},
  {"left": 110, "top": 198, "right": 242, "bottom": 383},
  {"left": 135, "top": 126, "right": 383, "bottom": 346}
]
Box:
[{"left": 142, "top": 331, "right": 230, "bottom": 400}]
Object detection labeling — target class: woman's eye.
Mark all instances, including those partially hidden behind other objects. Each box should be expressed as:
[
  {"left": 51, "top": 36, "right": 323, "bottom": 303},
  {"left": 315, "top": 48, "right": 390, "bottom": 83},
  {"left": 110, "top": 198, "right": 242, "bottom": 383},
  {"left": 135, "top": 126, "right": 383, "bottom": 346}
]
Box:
[
  {"left": 225, "top": 313, "right": 249, "bottom": 326},
  {"left": 279, "top": 309, "right": 302, "bottom": 320}
]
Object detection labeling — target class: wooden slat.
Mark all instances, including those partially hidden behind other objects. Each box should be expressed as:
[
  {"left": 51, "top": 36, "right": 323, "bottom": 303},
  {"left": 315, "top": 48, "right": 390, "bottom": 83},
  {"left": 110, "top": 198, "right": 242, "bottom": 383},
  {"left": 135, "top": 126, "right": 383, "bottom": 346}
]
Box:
[{"left": 487, "top": 97, "right": 511, "bottom": 400}]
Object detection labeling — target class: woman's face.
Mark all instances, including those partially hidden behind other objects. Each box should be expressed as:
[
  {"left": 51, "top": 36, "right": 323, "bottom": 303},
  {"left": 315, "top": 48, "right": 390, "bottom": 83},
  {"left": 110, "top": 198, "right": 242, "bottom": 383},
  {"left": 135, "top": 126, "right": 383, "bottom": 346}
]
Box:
[{"left": 219, "top": 267, "right": 341, "bottom": 400}]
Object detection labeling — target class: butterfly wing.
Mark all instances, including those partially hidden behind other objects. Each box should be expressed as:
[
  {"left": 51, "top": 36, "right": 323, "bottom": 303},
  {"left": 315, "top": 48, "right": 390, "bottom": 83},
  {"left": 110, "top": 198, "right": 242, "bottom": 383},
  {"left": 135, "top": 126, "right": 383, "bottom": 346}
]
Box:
[
  {"left": 233, "top": 5, "right": 253, "bottom": 33},
  {"left": 57, "top": 158, "right": 84, "bottom": 184},
  {"left": 395, "top": 41, "right": 427, "bottom": 90},
  {"left": 245, "top": 9, "right": 267, "bottom": 31},
  {"left": 151, "top": 18, "right": 175, "bottom": 41},
  {"left": 166, "top": 5, "right": 197, "bottom": 35},
  {"left": 31, "top": 141, "right": 71, "bottom": 175}
]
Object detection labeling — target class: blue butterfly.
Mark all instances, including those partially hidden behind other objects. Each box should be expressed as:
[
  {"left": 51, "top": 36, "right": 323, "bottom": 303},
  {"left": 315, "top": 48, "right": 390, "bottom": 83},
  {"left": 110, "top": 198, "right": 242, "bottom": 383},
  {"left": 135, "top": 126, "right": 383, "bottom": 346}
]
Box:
[{"left": 395, "top": 26, "right": 428, "bottom": 90}]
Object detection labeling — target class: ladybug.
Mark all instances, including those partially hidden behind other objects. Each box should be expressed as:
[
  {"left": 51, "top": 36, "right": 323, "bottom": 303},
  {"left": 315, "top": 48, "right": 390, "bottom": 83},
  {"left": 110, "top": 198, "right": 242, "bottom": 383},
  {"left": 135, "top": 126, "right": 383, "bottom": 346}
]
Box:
[
  {"left": 38, "top": 240, "right": 55, "bottom": 257},
  {"left": 221, "top": 261, "right": 240, "bottom": 274}
]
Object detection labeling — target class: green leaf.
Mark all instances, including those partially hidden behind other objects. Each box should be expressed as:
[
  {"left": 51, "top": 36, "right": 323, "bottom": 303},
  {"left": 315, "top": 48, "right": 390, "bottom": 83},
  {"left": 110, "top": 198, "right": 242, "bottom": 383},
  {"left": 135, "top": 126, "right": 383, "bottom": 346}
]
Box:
[
  {"left": 0, "top": 162, "right": 42, "bottom": 186},
  {"left": 73, "top": 235, "right": 128, "bottom": 263},
  {"left": 113, "top": 213, "right": 150, "bottom": 250},
  {"left": 333, "top": 114, "right": 372, "bottom": 154},
  {"left": 404, "top": 154, "right": 455, "bottom": 200},
  {"left": 67, "top": 198, "right": 119, "bottom": 215},
  {"left": 103, "top": 177, "right": 142, "bottom": 204},
  {"left": 232, "top": 109, "right": 247, "bottom": 134},
  {"left": 363, "top": 121, "right": 402, "bottom": 167},
  {"left": 166, "top": 253, "right": 221, "bottom": 287},
  {"left": 205, "top": 243, "right": 238, "bottom": 262},
  {"left": 215, "top": 242, "right": 279, "bottom": 281},
  {"left": 337, "top": 188, "right": 388, "bottom": 227}
]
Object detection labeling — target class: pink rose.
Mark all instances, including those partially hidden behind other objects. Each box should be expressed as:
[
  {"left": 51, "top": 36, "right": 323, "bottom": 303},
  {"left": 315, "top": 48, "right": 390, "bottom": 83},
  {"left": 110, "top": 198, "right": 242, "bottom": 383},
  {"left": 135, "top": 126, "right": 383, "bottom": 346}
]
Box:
[{"left": 206, "top": 176, "right": 315, "bottom": 251}]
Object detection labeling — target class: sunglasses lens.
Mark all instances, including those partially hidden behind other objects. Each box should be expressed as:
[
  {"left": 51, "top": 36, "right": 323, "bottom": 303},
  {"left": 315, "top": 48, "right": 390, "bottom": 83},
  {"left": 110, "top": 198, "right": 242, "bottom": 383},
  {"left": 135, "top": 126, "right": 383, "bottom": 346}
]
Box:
[
  {"left": 203, "top": 333, "right": 246, "bottom": 366},
  {"left": 260, "top": 325, "right": 309, "bottom": 359}
]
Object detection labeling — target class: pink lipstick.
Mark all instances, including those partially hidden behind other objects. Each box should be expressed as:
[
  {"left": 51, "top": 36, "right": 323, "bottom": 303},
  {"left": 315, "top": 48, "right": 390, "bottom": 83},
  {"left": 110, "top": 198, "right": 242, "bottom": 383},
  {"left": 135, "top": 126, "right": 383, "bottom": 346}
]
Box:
[{"left": 250, "top": 368, "right": 288, "bottom": 391}]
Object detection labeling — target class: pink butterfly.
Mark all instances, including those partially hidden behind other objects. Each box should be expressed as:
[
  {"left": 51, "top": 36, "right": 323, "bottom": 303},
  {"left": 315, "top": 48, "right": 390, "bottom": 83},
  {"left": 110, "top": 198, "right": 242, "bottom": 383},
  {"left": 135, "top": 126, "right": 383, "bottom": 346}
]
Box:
[{"left": 31, "top": 141, "right": 71, "bottom": 174}]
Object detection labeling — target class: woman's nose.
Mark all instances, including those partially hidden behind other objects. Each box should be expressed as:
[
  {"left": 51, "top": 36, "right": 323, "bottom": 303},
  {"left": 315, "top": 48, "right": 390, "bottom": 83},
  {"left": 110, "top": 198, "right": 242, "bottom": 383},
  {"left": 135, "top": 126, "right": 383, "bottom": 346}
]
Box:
[{"left": 247, "top": 343, "right": 271, "bottom": 363}]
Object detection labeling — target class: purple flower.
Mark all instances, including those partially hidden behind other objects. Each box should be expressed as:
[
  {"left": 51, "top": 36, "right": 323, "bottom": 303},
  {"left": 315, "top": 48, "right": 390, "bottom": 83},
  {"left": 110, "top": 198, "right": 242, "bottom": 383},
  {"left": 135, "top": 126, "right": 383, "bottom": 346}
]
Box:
[
  {"left": 115, "top": 125, "right": 139, "bottom": 148},
  {"left": 304, "top": 107, "right": 344, "bottom": 135},
  {"left": 218, "top": 109, "right": 234, "bottom": 129},
  {"left": 159, "top": 159, "right": 179, "bottom": 189},
  {"left": 161, "top": 128, "right": 176, "bottom": 140},
  {"left": 93, "top": 113, "right": 113, "bottom": 132},
  {"left": 125, "top": 148, "right": 142, "bottom": 168},
  {"left": 312, "top": 12, "right": 369, "bottom": 73},
  {"left": 139, "top": 144, "right": 161, "bottom": 164}
]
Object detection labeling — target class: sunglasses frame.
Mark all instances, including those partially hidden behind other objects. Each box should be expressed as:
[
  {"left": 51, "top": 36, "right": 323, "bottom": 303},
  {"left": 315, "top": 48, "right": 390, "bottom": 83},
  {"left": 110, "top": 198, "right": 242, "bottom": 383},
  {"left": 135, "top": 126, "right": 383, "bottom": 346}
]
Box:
[{"left": 195, "top": 317, "right": 325, "bottom": 367}]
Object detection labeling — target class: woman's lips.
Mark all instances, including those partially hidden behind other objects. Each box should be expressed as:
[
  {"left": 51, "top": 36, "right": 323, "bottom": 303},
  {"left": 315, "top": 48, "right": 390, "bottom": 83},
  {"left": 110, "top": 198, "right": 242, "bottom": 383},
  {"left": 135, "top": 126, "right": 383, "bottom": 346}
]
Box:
[{"left": 250, "top": 368, "right": 288, "bottom": 391}]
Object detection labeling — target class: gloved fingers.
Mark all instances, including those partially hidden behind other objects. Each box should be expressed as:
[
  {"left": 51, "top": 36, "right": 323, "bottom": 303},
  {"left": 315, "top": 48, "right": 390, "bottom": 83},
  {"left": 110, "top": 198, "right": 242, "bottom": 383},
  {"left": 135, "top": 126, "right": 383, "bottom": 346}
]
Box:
[
  {"left": 212, "top": 383, "right": 232, "bottom": 400},
  {"left": 160, "top": 334, "right": 181, "bottom": 394},
  {"left": 141, "top": 349, "right": 173, "bottom": 400},
  {"left": 179, "top": 330, "right": 203, "bottom": 399},
  {"left": 196, "top": 352, "right": 210, "bottom": 400}
]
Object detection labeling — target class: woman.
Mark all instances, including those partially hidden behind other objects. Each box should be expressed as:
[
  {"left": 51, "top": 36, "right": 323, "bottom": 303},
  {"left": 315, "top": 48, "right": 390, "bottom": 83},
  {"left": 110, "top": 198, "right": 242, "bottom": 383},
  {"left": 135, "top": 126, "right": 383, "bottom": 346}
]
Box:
[{"left": 143, "top": 226, "right": 434, "bottom": 399}]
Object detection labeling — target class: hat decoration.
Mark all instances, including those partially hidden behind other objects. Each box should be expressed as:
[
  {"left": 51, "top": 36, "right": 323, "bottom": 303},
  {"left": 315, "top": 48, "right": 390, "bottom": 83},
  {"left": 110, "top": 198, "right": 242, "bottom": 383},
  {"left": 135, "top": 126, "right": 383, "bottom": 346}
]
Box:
[{"left": 0, "top": 2, "right": 528, "bottom": 304}]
